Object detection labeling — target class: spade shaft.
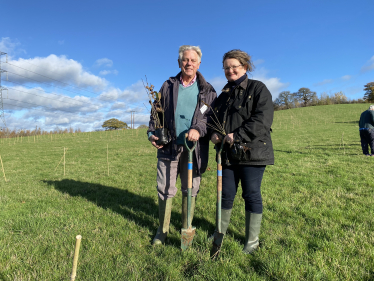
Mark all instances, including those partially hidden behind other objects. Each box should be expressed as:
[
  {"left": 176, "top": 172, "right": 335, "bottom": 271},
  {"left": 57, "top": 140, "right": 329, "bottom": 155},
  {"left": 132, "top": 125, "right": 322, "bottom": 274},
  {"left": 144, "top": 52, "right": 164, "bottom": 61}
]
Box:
[{"left": 181, "top": 133, "right": 197, "bottom": 251}]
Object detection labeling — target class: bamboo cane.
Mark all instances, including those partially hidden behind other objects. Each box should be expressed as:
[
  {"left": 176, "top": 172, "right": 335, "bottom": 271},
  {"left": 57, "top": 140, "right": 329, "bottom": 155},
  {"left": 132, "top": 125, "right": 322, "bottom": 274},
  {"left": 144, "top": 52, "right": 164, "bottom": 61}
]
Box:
[
  {"left": 107, "top": 144, "right": 109, "bottom": 176},
  {"left": 70, "top": 235, "right": 82, "bottom": 281},
  {"left": 64, "top": 147, "right": 66, "bottom": 176},
  {"left": 0, "top": 155, "right": 7, "bottom": 182}
]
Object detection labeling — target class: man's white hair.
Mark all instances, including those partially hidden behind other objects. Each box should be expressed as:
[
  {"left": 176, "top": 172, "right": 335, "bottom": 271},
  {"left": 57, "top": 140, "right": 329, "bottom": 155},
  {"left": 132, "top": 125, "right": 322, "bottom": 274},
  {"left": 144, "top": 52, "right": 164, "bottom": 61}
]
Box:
[
  {"left": 369, "top": 105, "right": 374, "bottom": 110},
  {"left": 178, "top": 45, "right": 202, "bottom": 63}
]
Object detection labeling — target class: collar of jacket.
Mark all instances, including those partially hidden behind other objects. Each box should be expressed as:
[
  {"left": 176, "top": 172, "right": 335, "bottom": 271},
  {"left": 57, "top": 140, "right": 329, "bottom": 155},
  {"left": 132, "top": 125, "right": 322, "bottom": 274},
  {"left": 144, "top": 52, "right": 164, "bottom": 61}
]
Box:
[
  {"left": 169, "top": 71, "right": 210, "bottom": 95},
  {"left": 221, "top": 76, "right": 249, "bottom": 94}
]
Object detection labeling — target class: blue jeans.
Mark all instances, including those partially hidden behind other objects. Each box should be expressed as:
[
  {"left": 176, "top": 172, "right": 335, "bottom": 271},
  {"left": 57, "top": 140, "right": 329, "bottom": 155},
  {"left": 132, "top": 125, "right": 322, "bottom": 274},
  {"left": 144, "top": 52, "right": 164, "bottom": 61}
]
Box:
[{"left": 222, "top": 165, "right": 266, "bottom": 213}]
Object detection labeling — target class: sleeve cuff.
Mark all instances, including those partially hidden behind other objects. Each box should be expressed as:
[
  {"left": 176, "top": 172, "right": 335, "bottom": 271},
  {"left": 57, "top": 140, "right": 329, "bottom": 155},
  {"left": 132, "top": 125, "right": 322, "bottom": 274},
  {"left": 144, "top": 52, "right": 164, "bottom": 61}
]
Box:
[{"left": 147, "top": 131, "right": 155, "bottom": 140}]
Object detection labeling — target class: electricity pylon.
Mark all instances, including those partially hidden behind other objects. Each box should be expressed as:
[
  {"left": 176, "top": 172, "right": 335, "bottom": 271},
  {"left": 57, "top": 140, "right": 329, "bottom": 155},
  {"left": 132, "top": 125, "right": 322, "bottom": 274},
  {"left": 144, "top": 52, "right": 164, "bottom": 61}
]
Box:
[{"left": 0, "top": 51, "right": 8, "bottom": 130}]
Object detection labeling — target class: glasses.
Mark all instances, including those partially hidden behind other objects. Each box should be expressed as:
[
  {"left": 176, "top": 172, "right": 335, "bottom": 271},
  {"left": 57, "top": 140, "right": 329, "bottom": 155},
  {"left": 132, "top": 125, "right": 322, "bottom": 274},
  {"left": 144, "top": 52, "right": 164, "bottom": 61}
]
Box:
[{"left": 223, "top": 65, "right": 243, "bottom": 71}]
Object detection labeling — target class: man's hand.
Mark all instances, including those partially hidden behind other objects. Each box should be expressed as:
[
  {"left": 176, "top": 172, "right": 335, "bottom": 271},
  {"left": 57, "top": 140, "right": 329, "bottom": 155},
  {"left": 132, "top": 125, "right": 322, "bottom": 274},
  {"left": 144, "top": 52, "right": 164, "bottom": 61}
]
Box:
[
  {"left": 211, "top": 133, "right": 222, "bottom": 144},
  {"left": 187, "top": 129, "right": 200, "bottom": 142},
  {"left": 149, "top": 135, "right": 164, "bottom": 149}
]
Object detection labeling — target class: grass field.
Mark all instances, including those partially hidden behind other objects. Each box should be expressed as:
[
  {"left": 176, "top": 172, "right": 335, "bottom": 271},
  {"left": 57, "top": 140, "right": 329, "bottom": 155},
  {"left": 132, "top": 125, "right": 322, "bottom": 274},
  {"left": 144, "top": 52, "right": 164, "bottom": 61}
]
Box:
[{"left": 0, "top": 104, "right": 373, "bottom": 280}]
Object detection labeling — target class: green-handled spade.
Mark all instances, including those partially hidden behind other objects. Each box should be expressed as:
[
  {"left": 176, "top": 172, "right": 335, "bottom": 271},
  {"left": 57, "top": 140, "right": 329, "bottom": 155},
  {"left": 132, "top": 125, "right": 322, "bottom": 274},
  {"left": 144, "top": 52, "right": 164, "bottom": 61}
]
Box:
[
  {"left": 181, "top": 133, "right": 197, "bottom": 251},
  {"left": 210, "top": 139, "right": 226, "bottom": 258}
]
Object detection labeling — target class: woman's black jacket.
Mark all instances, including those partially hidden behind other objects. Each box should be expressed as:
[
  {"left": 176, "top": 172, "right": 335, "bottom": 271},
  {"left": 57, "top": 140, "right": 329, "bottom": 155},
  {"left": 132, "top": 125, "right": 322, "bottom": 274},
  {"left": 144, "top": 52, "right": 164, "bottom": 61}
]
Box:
[{"left": 213, "top": 77, "right": 274, "bottom": 166}]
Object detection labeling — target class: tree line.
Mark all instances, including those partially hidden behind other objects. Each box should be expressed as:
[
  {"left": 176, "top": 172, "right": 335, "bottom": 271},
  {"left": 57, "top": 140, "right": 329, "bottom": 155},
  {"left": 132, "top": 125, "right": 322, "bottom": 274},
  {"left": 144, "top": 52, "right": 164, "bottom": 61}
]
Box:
[
  {"left": 0, "top": 126, "right": 82, "bottom": 139},
  {"left": 273, "top": 82, "right": 374, "bottom": 111}
]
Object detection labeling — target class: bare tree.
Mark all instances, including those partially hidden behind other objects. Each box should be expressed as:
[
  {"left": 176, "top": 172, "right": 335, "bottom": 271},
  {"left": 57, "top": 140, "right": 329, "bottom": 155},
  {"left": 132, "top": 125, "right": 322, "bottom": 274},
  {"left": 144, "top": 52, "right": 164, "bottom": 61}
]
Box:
[{"left": 294, "top": 88, "right": 317, "bottom": 107}]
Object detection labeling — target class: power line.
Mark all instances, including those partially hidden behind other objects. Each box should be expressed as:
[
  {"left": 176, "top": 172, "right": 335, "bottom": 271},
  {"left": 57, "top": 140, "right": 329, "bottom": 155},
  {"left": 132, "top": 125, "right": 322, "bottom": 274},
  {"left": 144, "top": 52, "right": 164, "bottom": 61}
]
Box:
[
  {"left": 4, "top": 97, "right": 80, "bottom": 114},
  {"left": 6, "top": 87, "right": 93, "bottom": 108},
  {"left": 2, "top": 78, "right": 96, "bottom": 107},
  {"left": 4, "top": 69, "right": 99, "bottom": 98},
  {"left": 0, "top": 51, "right": 145, "bottom": 131},
  {"left": 0, "top": 52, "right": 8, "bottom": 129},
  {"left": 2, "top": 77, "right": 144, "bottom": 111},
  {"left": 2, "top": 60, "right": 100, "bottom": 96}
]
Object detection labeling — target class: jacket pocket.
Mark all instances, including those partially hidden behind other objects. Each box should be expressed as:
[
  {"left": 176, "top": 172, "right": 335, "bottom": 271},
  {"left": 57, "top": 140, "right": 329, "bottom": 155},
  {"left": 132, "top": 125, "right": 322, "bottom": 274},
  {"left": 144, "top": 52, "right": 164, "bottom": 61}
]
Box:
[{"left": 243, "top": 139, "right": 271, "bottom": 161}]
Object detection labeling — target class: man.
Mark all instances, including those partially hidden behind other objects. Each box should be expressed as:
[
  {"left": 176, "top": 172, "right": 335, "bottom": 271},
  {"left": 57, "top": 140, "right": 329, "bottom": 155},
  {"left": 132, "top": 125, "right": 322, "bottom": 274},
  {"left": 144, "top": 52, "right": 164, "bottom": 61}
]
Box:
[
  {"left": 147, "top": 45, "right": 216, "bottom": 245},
  {"left": 359, "top": 105, "right": 374, "bottom": 156}
]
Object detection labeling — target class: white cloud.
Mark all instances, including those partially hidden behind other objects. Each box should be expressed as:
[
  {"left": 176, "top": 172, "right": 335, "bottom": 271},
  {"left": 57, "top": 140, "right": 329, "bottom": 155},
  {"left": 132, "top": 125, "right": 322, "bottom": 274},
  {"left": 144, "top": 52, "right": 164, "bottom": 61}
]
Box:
[
  {"left": 111, "top": 102, "right": 127, "bottom": 110},
  {"left": 95, "top": 58, "right": 113, "bottom": 68},
  {"left": 209, "top": 69, "right": 289, "bottom": 99},
  {"left": 99, "top": 69, "right": 118, "bottom": 76},
  {"left": 361, "top": 55, "right": 374, "bottom": 73},
  {"left": 253, "top": 59, "right": 265, "bottom": 66},
  {"left": 0, "top": 37, "right": 24, "bottom": 58},
  {"left": 209, "top": 77, "right": 227, "bottom": 92},
  {"left": 4, "top": 86, "right": 101, "bottom": 113},
  {"left": 341, "top": 75, "right": 351, "bottom": 81},
  {"left": 252, "top": 68, "right": 289, "bottom": 98},
  {"left": 313, "top": 79, "right": 333, "bottom": 86},
  {"left": 99, "top": 80, "right": 146, "bottom": 103},
  {"left": 4, "top": 54, "right": 108, "bottom": 91}
]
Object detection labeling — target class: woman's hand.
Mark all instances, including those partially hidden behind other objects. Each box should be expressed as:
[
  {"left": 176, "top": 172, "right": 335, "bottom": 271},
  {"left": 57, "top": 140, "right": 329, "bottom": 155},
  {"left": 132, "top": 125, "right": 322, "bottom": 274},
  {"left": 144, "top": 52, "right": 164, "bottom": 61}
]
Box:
[
  {"left": 223, "top": 133, "right": 234, "bottom": 146},
  {"left": 211, "top": 133, "right": 222, "bottom": 144}
]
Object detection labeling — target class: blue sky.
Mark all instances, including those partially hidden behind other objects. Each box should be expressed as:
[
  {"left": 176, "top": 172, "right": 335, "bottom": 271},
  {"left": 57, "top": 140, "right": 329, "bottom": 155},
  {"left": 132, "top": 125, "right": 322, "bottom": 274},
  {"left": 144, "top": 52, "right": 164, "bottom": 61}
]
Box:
[{"left": 0, "top": 0, "right": 373, "bottom": 131}]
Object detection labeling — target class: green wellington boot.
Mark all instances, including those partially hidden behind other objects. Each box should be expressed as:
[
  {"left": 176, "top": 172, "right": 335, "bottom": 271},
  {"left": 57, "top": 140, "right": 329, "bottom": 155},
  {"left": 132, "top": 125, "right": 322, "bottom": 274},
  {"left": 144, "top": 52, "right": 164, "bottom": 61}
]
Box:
[
  {"left": 182, "top": 194, "right": 196, "bottom": 229},
  {"left": 242, "top": 212, "right": 262, "bottom": 254},
  {"left": 152, "top": 197, "right": 173, "bottom": 245},
  {"left": 210, "top": 208, "right": 232, "bottom": 258}
]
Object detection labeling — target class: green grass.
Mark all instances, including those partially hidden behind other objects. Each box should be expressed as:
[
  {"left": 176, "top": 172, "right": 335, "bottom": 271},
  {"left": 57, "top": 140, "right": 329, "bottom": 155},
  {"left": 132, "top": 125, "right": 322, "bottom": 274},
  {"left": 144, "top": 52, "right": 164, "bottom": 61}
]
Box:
[{"left": 0, "top": 104, "right": 373, "bottom": 280}]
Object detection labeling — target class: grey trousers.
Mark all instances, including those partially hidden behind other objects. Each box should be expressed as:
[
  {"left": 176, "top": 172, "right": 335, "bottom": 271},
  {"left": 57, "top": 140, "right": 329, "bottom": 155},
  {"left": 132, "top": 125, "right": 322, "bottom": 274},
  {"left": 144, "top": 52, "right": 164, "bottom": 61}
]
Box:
[{"left": 157, "top": 145, "right": 201, "bottom": 200}]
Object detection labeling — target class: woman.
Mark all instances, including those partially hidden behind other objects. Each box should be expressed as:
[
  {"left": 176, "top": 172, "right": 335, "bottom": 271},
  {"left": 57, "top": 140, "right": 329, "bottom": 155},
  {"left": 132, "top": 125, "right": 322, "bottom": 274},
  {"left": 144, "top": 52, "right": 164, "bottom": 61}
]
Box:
[{"left": 210, "top": 49, "right": 274, "bottom": 257}]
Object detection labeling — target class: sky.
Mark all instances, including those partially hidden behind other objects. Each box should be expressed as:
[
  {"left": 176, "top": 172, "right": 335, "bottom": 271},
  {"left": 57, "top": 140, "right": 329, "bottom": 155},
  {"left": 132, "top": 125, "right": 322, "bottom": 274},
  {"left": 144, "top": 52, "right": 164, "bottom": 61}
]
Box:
[{"left": 0, "top": 0, "right": 373, "bottom": 131}]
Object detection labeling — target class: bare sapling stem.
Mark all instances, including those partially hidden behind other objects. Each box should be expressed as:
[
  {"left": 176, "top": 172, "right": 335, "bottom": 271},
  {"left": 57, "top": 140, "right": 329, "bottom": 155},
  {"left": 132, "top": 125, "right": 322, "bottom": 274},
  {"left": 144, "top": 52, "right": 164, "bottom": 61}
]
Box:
[
  {"left": 70, "top": 235, "right": 82, "bottom": 281},
  {"left": 201, "top": 101, "right": 226, "bottom": 136},
  {"left": 0, "top": 155, "right": 7, "bottom": 182}
]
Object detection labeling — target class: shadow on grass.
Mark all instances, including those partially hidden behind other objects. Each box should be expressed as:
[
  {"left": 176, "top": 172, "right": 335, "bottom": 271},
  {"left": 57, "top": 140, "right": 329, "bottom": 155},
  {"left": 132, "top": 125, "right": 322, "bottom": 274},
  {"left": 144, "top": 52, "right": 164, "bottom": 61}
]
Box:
[
  {"left": 334, "top": 121, "right": 359, "bottom": 124},
  {"left": 43, "top": 179, "right": 215, "bottom": 247}
]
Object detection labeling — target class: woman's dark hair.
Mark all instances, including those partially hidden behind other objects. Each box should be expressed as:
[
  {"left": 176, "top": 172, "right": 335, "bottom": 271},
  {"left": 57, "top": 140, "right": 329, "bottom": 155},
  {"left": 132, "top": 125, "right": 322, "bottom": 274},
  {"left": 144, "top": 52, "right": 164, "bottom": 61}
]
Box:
[{"left": 222, "top": 49, "right": 254, "bottom": 72}]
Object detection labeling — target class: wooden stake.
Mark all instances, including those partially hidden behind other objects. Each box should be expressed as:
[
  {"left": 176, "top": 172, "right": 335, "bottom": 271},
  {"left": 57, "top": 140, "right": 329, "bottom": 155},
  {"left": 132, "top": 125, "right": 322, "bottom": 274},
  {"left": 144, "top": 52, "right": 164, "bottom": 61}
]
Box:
[
  {"left": 107, "top": 144, "right": 109, "bottom": 176},
  {"left": 0, "top": 154, "right": 7, "bottom": 182},
  {"left": 70, "top": 235, "right": 82, "bottom": 281},
  {"left": 64, "top": 147, "right": 66, "bottom": 176}
]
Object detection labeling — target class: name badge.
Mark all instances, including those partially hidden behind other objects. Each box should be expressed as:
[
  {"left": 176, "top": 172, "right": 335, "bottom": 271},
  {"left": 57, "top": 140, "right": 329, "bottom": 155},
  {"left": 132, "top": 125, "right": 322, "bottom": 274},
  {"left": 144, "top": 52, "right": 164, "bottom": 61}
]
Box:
[{"left": 200, "top": 104, "right": 208, "bottom": 114}]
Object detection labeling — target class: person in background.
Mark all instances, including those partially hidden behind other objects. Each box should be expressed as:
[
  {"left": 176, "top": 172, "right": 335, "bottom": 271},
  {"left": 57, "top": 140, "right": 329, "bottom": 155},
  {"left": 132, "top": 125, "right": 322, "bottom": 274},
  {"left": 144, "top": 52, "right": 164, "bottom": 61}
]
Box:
[
  {"left": 147, "top": 45, "right": 217, "bottom": 245},
  {"left": 210, "top": 49, "right": 274, "bottom": 256},
  {"left": 358, "top": 105, "right": 374, "bottom": 156}
]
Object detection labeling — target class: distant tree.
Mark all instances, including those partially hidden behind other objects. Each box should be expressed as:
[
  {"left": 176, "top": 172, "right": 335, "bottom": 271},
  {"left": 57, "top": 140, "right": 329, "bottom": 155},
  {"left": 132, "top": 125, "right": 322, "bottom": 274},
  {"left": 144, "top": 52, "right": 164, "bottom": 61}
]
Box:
[
  {"left": 363, "top": 82, "right": 374, "bottom": 102},
  {"left": 102, "top": 118, "right": 128, "bottom": 130},
  {"left": 137, "top": 124, "right": 148, "bottom": 129},
  {"left": 332, "top": 91, "right": 348, "bottom": 104},
  {"left": 294, "top": 88, "right": 317, "bottom": 107},
  {"left": 275, "top": 91, "right": 294, "bottom": 109}
]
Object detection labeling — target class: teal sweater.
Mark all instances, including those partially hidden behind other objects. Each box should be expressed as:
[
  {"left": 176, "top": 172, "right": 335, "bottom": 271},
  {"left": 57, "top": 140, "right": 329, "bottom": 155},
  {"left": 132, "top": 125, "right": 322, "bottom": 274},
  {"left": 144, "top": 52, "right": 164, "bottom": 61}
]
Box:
[{"left": 175, "top": 82, "right": 199, "bottom": 144}]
